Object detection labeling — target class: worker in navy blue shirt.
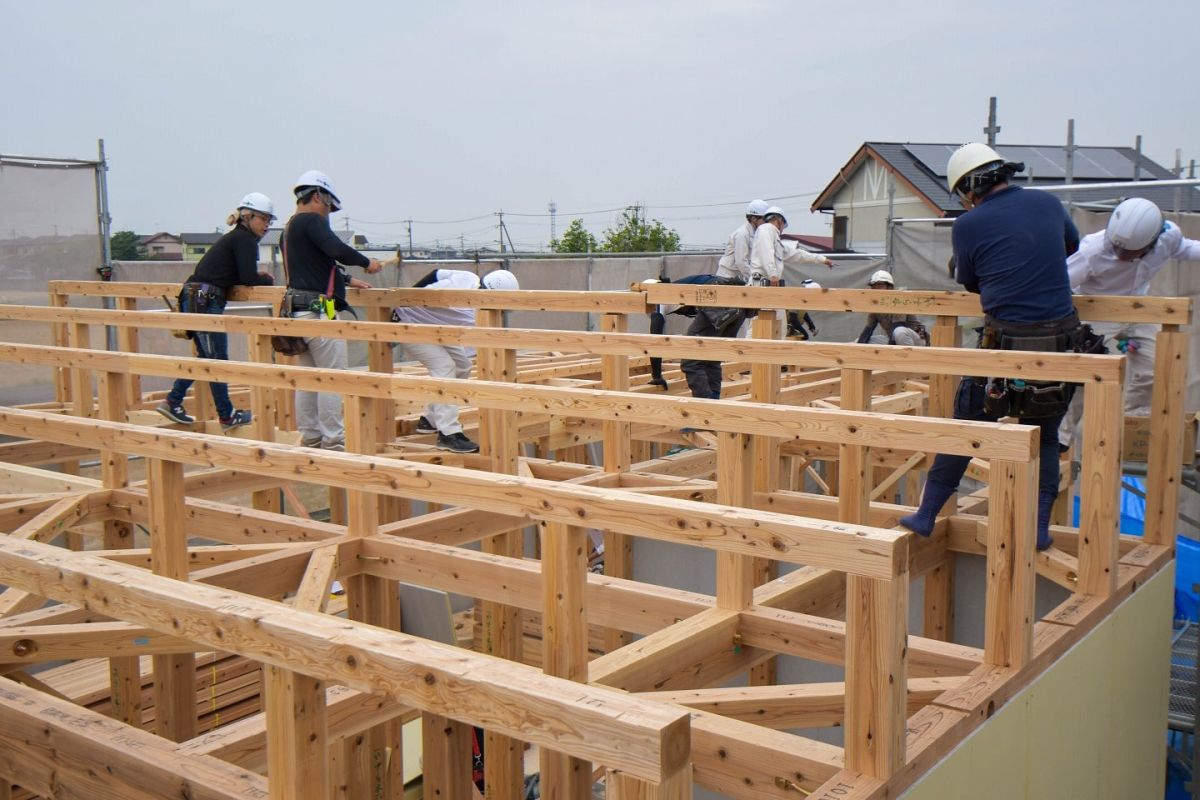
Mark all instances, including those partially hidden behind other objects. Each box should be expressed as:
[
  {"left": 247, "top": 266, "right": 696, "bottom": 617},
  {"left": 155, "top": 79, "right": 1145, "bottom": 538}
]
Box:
[
  {"left": 901, "top": 143, "right": 1083, "bottom": 551},
  {"left": 157, "top": 192, "right": 277, "bottom": 431}
]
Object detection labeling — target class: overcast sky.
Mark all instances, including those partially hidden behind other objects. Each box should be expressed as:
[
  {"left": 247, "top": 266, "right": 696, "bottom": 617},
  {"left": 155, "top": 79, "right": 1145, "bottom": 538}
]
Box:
[{"left": 4, "top": 0, "right": 1197, "bottom": 250}]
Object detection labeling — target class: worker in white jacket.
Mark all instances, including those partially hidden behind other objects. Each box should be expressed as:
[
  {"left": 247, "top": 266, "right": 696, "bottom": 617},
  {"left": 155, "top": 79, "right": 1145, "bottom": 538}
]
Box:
[
  {"left": 715, "top": 199, "right": 769, "bottom": 282},
  {"left": 1060, "top": 197, "right": 1200, "bottom": 447},
  {"left": 748, "top": 207, "right": 834, "bottom": 286}
]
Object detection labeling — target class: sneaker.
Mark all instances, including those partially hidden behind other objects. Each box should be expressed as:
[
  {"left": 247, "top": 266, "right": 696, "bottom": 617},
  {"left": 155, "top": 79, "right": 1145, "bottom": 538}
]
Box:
[
  {"left": 300, "top": 436, "right": 323, "bottom": 448},
  {"left": 436, "top": 432, "right": 480, "bottom": 454},
  {"left": 415, "top": 415, "right": 437, "bottom": 434},
  {"left": 220, "top": 409, "right": 252, "bottom": 431},
  {"left": 322, "top": 441, "right": 345, "bottom": 452},
  {"left": 156, "top": 402, "right": 195, "bottom": 425}
]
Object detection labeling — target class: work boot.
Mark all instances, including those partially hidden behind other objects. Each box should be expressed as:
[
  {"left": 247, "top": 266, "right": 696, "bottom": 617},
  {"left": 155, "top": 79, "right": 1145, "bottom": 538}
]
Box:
[
  {"left": 899, "top": 482, "right": 957, "bottom": 537},
  {"left": 1036, "top": 491, "right": 1056, "bottom": 551}
]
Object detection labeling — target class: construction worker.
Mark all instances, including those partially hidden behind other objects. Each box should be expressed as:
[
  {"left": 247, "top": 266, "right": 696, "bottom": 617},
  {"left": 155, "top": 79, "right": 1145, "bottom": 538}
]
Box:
[
  {"left": 392, "top": 268, "right": 520, "bottom": 454},
  {"left": 282, "top": 170, "right": 383, "bottom": 451},
  {"left": 1059, "top": 198, "right": 1200, "bottom": 447},
  {"left": 900, "top": 143, "right": 1085, "bottom": 551},
  {"left": 157, "top": 192, "right": 277, "bottom": 430},
  {"left": 748, "top": 207, "right": 834, "bottom": 286},
  {"left": 715, "top": 199, "right": 769, "bottom": 283},
  {"left": 785, "top": 278, "right": 821, "bottom": 340},
  {"left": 855, "top": 269, "right": 929, "bottom": 346}
]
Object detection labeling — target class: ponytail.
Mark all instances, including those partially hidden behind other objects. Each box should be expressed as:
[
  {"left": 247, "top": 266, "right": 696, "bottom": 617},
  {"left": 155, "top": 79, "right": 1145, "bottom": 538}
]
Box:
[{"left": 227, "top": 209, "right": 252, "bottom": 229}]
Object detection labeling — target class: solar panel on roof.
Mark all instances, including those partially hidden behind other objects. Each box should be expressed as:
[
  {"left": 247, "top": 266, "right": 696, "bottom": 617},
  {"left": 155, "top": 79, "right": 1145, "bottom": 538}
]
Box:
[{"left": 903, "top": 143, "right": 1146, "bottom": 181}]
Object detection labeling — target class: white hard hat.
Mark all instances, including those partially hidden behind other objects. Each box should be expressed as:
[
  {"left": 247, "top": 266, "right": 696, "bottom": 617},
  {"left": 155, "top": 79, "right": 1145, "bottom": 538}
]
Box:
[
  {"left": 481, "top": 269, "right": 519, "bottom": 291},
  {"left": 1106, "top": 197, "right": 1165, "bottom": 253},
  {"left": 746, "top": 199, "right": 769, "bottom": 217},
  {"left": 869, "top": 269, "right": 894, "bottom": 286},
  {"left": 945, "top": 142, "right": 1005, "bottom": 197},
  {"left": 800, "top": 278, "right": 821, "bottom": 289},
  {"left": 294, "top": 170, "right": 342, "bottom": 211},
  {"left": 238, "top": 192, "right": 275, "bottom": 220},
  {"left": 763, "top": 206, "right": 787, "bottom": 226}
]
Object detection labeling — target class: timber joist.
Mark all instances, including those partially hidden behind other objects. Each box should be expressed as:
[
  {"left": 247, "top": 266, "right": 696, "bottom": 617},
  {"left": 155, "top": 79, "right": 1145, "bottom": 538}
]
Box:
[{"left": 0, "top": 282, "right": 1182, "bottom": 800}]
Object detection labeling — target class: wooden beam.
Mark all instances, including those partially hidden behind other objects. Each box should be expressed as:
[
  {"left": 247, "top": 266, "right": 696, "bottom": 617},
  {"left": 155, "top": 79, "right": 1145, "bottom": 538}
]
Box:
[
  {"left": 1143, "top": 326, "right": 1188, "bottom": 545},
  {"left": 1077, "top": 380, "right": 1123, "bottom": 596}
]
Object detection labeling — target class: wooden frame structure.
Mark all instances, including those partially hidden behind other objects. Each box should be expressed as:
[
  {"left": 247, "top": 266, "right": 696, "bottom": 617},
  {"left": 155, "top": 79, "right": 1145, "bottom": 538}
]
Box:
[{"left": 0, "top": 279, "right": 1186, "bottom": 799}]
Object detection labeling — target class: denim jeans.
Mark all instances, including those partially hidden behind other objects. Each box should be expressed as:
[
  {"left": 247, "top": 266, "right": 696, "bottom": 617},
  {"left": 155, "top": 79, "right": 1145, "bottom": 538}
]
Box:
[
  {"left": 166, "top": 292, "right": 233, "bottom": 419},
  {"left": 926, "top": 377, "right": 1065, "bottom": 498}
]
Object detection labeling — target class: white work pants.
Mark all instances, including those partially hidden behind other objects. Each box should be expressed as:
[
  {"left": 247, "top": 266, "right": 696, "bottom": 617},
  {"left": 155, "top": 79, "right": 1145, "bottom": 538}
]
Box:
[
  {"left": 293, "top": 310, "right": 347, "bottom": 447},
  {"left": 1059, "top": 321, "right": 1158, "bottom": 448},
  {"left": 868, "top": 327, "right": 926, "bottom": 347},
  {"left": 404, "top": 342, "right": 473, "bottom": 435}
]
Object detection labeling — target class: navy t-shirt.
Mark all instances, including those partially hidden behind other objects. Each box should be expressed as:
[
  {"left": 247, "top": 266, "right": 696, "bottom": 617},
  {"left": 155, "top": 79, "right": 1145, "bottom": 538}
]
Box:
[{"left": 951, "top": 185, "right": 1078, "bottom": 323}]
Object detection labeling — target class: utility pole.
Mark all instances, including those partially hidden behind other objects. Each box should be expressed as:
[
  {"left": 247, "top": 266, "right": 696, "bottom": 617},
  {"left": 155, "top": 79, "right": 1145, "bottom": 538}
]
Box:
[
  {"left": 1133, "top": 135, "right": 1143, "bottom": 181},
  {"left": 1064, "top": 119, "right": 1075, "bottom": 185},
  {"left": 405, "top": 220, "right": 413, "bottom": 256},
  {"left": 983, "top": 96, "right": 1001, "bottom": 147},
  {"left": 498, "top": 210, "right": 505, "bottom": 253},
  {"left": 548, "top": 201, "right": 557, "bottom": 246}
]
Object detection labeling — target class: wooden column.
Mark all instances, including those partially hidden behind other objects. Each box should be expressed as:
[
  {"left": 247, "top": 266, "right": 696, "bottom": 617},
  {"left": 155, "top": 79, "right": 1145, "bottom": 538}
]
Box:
[
  {"left": 839, "top": 367, "right": 907, "bottom": 779},
  {"left": 748, "top": 312, "right": 781, "bottom": 684},
  {"left": 923, "top": 317, "right": 961, "bottom": 644},
  {"left": 476, "top": 307, "right": 524, "bottom": 800},
  {"left": 606, "top": 765, "right": 692, "bottom": 800},
  {"left": 99, "top": 370, "right": 141, "bottom": 726},
  {"left": 249, "top": 332, "right": 281, "bottom": 514},
  {"left": 600, "top": 313, "right": 633, "bottom": 652},
  {"left": 983, "top": 460, "right": 1036, "bottom": 667},
  {"left": 147, "top": 457, "right": 196, "bottom": 742},
  {"left": 716, "top": 431, "right": 755, "bottom": 611},
  {"left": 1144, "top": 325, "right": 1188, "bottom": 546},
  {"left": 366, "top": 305, "right": 397, "bottom": 441},
  {"left": 116, "top": 296, "right": 143, "bottom": 403},
  {"left": 422, "top": 713, "right": 475, "bottom": 800},
  {"left": 343, "top": 394, "right": 402, "bottom": 799},
  {"left": 1077, "top": 380, "right": 1124, "bottom": 596},
  {"left": 265, "top": 664, "right": 329, "bottom": 800},
  {"left": 49, "top": 288, "right": 71, "bottom": 405},
  {"left": 539, "top": 520, "right": 591, "bottom": 800}
]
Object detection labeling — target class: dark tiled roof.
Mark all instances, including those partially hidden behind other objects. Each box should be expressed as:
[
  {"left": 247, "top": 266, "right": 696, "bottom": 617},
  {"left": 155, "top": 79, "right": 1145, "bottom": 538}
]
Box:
[
  {"left": 179, "top": 232, "right": 223, "bottom": 245},
  {"left": 813, "top": 142, "right": 1200, "bottom": 215}
]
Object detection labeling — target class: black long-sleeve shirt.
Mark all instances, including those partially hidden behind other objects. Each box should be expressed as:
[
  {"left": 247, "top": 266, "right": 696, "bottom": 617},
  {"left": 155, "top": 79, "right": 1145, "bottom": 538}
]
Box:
[
  {"left": 282, "top": 212, "right": 370, "bottom": 305},
  {"left": 185, "top": 224, "right": 274, "bottom": 291}
]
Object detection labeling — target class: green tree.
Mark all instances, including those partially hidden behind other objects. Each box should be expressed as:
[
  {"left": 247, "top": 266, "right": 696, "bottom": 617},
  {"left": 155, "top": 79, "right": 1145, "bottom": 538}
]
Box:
[
  {"left": 109, "top": 230, "right": 141, "bottom": 261},
  {"left": 550, "top": 218, "right": 597, "bottom": 253},
  {"left": 599, "top": 206, "right": 680, "bottom": 253}
]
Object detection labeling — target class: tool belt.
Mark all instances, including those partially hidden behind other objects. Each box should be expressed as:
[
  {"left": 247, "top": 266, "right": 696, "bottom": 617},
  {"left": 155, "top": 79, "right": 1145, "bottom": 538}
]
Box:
[
  {"left": 179, "top": 281, "right": 225, "bottom": 311},
  {"left": 978, "top": 311, "right": 1106, "bottom": 418},
  {"left": 285, "top": 289, "right": 324, "bottom": 312}
]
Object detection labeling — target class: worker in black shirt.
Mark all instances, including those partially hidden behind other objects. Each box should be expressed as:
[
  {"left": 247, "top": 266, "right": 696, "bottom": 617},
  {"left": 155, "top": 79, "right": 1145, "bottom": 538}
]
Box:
[
  {"left": 282, "top": 170, "right": 383, "bottom": 451},
  {"left": 157, "top": 192, "right": 276, "bottom": 430}
]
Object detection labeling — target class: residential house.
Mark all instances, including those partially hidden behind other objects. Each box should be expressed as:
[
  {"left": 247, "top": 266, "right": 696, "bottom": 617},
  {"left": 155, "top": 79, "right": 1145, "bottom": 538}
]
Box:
[
  {"left": 179, "top": 232, "right": 223, "bottom": 261},
  {"left": 137, "top": 232, "right": 182, "bottom": 261},
  {"left": 811, "top": 142, "right": 1200, "bottom": 252}
]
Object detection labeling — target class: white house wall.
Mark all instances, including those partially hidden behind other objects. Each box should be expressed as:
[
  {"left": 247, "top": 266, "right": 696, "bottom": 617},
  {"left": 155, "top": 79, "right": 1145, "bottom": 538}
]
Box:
[{"left": 829, "top": 155, "right": 933, "bottom": 251}]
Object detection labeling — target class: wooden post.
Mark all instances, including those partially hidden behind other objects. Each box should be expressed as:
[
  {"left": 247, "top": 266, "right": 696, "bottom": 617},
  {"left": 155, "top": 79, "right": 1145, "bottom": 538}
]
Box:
[
  {"left": 983, "top": 460, "right": 1036, "bottom": 667},
  {"left": 539, "top": 520, "right": 591, "bottom": 800},
  {"left": 49, "top": 288, "right": 71, "bottom": 405},
  {"left": 749, "top": 312, "right": 781, "bottom": 685},
  {"left": 116, "top": 296, "right": 143, "bottom": 403},
  {"left": 476, "top": 307, "right": 524, "bottom": 800},
  {"left": 1077, "top": 380, "right": 1123, "bottom": 596},
  {"left": 366, "top": 305, "right": 397, "bottom": 441},
  {"left": 716, "top": 431, "right": 755, "bottom": 611},
  {"left": 606, "top": 765, "right": 692, "bottom": 800},
  {"left": 99, "top": 370, "right": 141, "bottom": 726},
  {"left": 1143, "top": 325, "right": 1188, "bottom": 546},
  {"left": 147, "top": 457, "right": 196, "bottom": 742},
  {"left": 601, "top": 313, "right": 633, "bottom": 652},
  {"left": 839, "top": 367, "right": 906, "bottom": 779},
  {"left": 343, "top": 394, "right": 403, "bottom": 799},
  {"left": 265, "top": 664, "right": 329, "bottom": 800},
  {"left": 422, "top": 713, "right": 475, "bottom": 800},
  {"left": 249, "top": 332, "right": 281, "bottom": 514},
  {"left": 922, "top": 318, "right": 961, "bottom": 645}
]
